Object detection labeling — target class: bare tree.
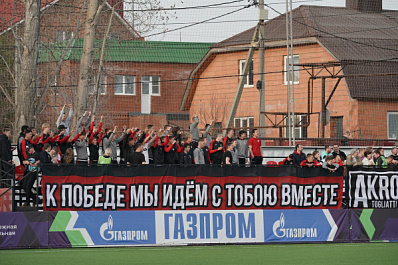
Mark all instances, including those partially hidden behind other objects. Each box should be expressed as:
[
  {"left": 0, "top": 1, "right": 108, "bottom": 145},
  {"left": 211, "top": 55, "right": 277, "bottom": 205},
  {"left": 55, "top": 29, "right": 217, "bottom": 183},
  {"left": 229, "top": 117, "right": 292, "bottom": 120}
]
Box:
[
  {"left": 74, "top": 0, "right": 107, "bottom": 123},
  {"left": 13, "top": 0, "right": 40, "bottom": 139},
  {"left": 0, "top": 0, "right": 176, "bottom": 137},
  {"left": 199, "top": 90, "right": 229, "bottom": 126}
]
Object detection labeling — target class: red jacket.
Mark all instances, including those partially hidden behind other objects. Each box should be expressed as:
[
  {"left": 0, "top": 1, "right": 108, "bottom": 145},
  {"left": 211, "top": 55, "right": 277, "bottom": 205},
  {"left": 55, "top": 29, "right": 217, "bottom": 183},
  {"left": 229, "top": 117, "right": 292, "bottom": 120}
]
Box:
[{"left": 300, "top": 160, "right": 321, "bottom": 167}]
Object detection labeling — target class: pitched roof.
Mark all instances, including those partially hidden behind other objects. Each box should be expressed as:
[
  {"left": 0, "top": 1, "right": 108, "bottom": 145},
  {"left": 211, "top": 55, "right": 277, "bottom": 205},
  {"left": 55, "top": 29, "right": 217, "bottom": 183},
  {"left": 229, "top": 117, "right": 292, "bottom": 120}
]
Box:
[
  {"left": 181, "top": 5, "right": 398, "bottom": 110},
  {"left": 38, "top": 39, "right": 214, "bottom": 64},
  {"left": 214, "top": 5, "right": 398, "bottom": 61}
]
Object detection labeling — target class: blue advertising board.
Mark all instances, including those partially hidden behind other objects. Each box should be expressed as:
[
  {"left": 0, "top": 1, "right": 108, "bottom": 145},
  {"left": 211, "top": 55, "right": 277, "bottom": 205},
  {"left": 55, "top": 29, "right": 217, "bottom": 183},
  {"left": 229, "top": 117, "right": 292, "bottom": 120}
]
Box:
[{"left": 263, "top": 209, "right": 337, "bottom": 242}]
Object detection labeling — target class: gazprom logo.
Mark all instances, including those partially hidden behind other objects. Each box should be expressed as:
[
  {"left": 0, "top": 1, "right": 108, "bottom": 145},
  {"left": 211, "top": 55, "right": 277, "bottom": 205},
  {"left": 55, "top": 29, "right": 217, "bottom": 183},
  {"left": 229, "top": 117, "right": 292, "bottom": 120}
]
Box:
[
  {"left": 272, "top": 213, "right": 317, "bottom": 239},
  {"left": 99, "top": 215, "right": 148, "bottom": 241}
]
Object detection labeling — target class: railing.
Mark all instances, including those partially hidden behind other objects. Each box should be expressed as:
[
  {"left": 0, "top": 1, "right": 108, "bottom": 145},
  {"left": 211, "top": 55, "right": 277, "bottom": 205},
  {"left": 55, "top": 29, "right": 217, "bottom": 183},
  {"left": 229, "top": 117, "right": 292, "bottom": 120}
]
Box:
[
  {"left": 0, "top": 159, "right": 42, "bottom": 212},
  {"left": 0, "top": 159, "right": 15, "bottom": 212}
]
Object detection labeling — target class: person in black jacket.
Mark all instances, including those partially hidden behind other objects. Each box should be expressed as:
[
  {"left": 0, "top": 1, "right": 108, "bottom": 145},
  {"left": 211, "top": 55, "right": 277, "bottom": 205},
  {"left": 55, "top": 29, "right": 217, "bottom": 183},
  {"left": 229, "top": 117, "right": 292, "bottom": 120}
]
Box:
[
  {"left": 127, "top": 143, "right": 146, "bottom": 165},
  {"left": 0, "top": 127, "right": 13, "bottom": 163},
  {"left": 123, "top": 135, "right": 136, "bottom": 164},
  {"left": 202, "top": 138, "right": 210, "bottom": 164},
  {"left": 39, "top": 143, "right": 52, "bottom": 164},
  {"left": 0, "top": 127, "right": 14, "bottom": 185},
  {"left": 292, "top": 144, "right": 306, "bottom": 165},
  {"left": 180, "top": 143, "right": 193, "bottom": 164},
  {"left": 89, "top": 133, "right": 103, "bottom": 165}
]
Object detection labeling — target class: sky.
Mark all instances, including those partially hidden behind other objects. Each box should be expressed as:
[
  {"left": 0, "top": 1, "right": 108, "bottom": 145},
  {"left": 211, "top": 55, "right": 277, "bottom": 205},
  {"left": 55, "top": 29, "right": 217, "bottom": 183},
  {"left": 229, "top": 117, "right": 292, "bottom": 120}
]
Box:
[{"left": 131, "top": 0, "right": 398, "bottom": 43}]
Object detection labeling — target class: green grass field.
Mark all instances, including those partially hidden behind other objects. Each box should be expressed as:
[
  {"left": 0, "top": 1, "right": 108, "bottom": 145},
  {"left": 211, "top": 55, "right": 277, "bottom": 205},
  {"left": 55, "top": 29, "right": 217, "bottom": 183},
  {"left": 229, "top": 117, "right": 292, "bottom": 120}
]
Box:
[{"left": 1, "top": 243, "right": 398, "bottom": 265}]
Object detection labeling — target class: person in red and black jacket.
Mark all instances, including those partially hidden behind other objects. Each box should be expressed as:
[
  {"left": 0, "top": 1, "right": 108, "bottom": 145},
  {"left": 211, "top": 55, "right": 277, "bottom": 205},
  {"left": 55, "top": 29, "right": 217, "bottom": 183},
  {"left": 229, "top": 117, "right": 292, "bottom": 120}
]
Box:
[
  {"left": 300, "top": 153, "right": 321, "bottom": 167},
  {"left": 20, "top": 129, "right": 33, "bottom": 163},
  {"left": 29, "top": 126, "right": 41, "bottom": 151},
  {"left": 89, "top": 115, "right": 103, "bottom": 137},
  {"left": 281, "top": 154, "right": 295, "bottom": 165},
  {"left": 122, "top": 128, "right": 138, "bottom": 164},
  {"left": 89, "top": 132, "right": 103, "bottom": 165},
  {"left": 36, "top": 123, "right": 52, "bottom": 152},
  {"left": 223, "top": 128, "right": 234, "bottom": 152},
  {"left": 54, "top": 125, "right": 71, "bottom": 156},
  {"left": 17, "top": 125, "right": 29, "bottom": 164},
  {"left": 152, "top": 133, "right": 169, "bottom": 164},
  {"left": 249, "top": 129, "right": 262, "bottom": 164},
  {"left": 209, "top": 134, "right": 223, "bottom": 164},
  {"left": 164, "top": 136, "right": 184, "bottom": 164}
]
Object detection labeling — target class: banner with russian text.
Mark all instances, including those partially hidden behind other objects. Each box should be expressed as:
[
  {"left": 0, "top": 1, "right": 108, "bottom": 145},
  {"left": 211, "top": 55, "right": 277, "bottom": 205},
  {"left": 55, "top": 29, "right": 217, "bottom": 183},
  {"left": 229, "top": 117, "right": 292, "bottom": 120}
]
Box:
[
  {"left": 346, "top": 169, "right": 398, "bottom": 209},
  {"left": 42, "top": 165, "right": 344, "bottom": 211}
]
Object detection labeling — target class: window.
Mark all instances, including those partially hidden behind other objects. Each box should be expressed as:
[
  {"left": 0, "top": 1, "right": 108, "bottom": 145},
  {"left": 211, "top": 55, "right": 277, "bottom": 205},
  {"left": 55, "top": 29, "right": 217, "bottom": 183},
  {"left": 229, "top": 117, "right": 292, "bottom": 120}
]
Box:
[
  {"left": 89, "top": 74, "right": 106, "bottom": 95},
  {"left": 114, "top": 75, "right": 135, "bottom": 95},
  {"left": 239, "top": 60, "right": 254, "bottom": 86},
  {"left": 285, "top": 115, "right": 307, "bottom": 138},
  {"left": 141, "top": 76, "right": 160, "bottom": 96},
  {"left": 388, "top": 112, "right": 398, "bottom": 139},
  {"left": 108, "top": 33, "right": 119, "bottom": 40},
  {"left": 56, "top": 31, "right": 74, "bottom": 42},
  {"left": 284, "top": 55, "right": 299, "bottom": 85},
  {"left": 213, "top": 122, "right": 223, "bottom": 136},
  {"left": 330, "top": 116, "right": 343, "bottom": 138},
  {"left": 234, "top": 117, "right": 254, "bottom": 136}
]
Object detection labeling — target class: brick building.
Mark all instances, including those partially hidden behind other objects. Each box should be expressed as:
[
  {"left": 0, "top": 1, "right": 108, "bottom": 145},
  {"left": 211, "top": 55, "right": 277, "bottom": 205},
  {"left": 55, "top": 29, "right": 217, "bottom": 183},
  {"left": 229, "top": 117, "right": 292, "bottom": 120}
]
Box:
[
  {"left": 1, "top": 0, "right": 213, "bottom": 130},
  {"left": 180, "top": 0, "right": 398, "bottom": 143},
  {"left": 38, "top": 40, "right": 213, "bottom": 129}
]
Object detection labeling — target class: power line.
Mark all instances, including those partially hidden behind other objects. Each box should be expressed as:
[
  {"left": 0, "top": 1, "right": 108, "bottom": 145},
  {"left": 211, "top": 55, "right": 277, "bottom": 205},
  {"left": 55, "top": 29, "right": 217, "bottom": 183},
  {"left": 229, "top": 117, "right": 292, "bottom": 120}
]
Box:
[
  {"left": 141, "top": 3, "right": 255, "bottom": 38},
  {"left": 3, "top": 57, "right": 397, "bottom": 90}
]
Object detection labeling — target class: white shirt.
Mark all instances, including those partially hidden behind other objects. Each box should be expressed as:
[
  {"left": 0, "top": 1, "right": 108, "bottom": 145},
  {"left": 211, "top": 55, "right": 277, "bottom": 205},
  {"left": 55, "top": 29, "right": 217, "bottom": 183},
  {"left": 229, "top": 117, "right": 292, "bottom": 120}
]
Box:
[{"left": 142, "top": 143, "right": 149, "bottom": 164}]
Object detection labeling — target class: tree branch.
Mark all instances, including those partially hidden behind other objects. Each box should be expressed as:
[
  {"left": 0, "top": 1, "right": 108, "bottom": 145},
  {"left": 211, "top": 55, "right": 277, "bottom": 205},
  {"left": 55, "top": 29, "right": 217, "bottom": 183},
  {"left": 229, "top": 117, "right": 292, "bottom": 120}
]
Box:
[
  {"left": 36, "top": 1, "right": 87, "bottom": 112},
  {"left": 0, "top": 83, "right": 14, "bottom": 106}
]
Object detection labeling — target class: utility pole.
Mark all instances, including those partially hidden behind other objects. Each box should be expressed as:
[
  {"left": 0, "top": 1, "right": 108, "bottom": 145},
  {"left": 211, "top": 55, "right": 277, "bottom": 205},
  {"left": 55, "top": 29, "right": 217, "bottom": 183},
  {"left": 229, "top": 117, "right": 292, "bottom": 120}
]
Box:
[
  {"left": 286, "top": 0, "right": 295, "bottom": 146},
  {"left": 225, "top": 2, "right": 268, "bottom": 135},
  {"left": 258, "top": 0, "right": 267, "bottom": 142},
  {"left": 225, "top": 26, "right": 259, "bottom": 131}
]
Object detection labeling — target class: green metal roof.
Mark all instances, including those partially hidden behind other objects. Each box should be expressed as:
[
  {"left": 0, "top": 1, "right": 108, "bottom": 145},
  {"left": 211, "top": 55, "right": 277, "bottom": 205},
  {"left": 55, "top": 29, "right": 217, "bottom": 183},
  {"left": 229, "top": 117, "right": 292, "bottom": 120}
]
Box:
[{"left": 38, "top": 39, "right": 214, "bottom": 64}]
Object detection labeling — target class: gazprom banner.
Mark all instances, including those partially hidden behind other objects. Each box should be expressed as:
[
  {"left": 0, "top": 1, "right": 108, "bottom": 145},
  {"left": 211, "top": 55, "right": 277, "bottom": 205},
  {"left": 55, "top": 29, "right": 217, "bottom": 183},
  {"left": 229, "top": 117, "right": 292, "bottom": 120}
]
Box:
[
  {"left": 0, "top": 210, "right": 346, "bottom": 248},
  {"left": 263, "top": 210, "right": 338, "bottom": 242},
  {"left": 155, "top": 210, "right": 264, "bottom": 244},
  {"left": 41, "top": 165, "right": 344, "bottom": 211}
]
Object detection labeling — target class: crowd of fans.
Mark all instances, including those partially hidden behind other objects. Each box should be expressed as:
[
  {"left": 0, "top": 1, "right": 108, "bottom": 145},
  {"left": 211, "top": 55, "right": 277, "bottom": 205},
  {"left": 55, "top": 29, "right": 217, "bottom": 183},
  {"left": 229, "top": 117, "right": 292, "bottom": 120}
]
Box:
[
  {"left": 1, "top": 106, "right": 398, "bottom": 206},
  {"left": 0, "top": 111, "right": 264, "bottom": 168},
  {"left": 280, "top": 143, "right": 398, "bottom": 171}
]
